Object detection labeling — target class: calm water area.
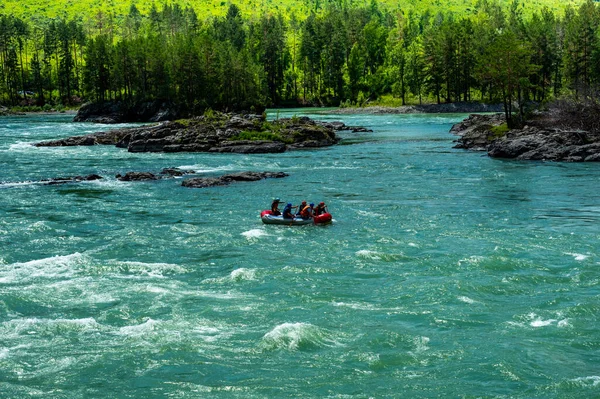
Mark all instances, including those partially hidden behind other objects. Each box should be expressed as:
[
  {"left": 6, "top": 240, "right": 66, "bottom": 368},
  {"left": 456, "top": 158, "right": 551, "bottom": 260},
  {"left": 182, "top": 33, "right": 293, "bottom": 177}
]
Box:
[{"left": 0, "top": 110, "right": 599, "bottom": 398}]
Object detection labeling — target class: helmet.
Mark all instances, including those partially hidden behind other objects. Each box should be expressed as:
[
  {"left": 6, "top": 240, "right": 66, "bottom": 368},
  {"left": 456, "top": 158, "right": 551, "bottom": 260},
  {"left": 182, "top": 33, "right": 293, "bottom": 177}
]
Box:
[
  {"left": 319, "top": 202, "right": 325, "bottom": 206},
  {"left": 301, "top": 200, "right": 307, "bottom": 204},
  {"left": 286, "top": 203, "right": 292, "bottom": 207},
  {"left": 273, "top": 198, "right": 281, "bottom": 202},
  {"left": 310, "top": 203, "right": 314, "bottom": 207}
]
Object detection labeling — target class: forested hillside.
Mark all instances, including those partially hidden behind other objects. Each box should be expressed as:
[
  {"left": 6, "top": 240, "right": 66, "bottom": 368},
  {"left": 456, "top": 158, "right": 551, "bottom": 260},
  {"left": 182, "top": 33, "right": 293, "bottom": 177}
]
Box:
[
  {"left": 1, "top": 0, "right": 581, "bottom": 20},
  {"left": 1, "top": 0, "right": 599, "bottom": 126}
]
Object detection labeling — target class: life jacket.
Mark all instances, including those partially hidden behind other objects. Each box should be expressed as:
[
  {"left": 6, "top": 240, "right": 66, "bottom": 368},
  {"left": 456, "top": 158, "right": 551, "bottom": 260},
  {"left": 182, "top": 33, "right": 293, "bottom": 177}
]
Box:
[
  {"left": 296, "top": 204, "right": 306, "bottom": 216},
  {"left": 300, "top": 205, "right": 311, "bottom": 219},
  {"left": 314, "top": 205, "right": 325, "bottom": 216}
]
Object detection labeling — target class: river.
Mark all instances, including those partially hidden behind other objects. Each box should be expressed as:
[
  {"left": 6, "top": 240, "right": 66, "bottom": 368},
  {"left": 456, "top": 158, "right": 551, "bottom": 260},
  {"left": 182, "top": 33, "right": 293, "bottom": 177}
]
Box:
[{"left": 0, "top": 110, "right": 598, "bottom": 398}]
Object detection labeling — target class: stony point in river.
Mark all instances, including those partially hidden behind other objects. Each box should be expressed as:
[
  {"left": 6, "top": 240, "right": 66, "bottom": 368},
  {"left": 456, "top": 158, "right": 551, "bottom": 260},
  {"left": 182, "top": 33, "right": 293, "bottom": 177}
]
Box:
[
  {"left": 35, "top": 112, "right": 349, "bottom": 154},
  {"left": 451, "top": 101, "right": 600, "bottom": 162}
]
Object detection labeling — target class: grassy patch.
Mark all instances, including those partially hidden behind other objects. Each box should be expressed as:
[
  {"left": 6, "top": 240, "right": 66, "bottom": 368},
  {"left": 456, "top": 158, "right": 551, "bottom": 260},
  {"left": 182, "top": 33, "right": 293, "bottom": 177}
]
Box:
[
  {"left": 490, "top": 123, "right": 510, "bottom": 138},
  {"left": 175, "top": 119, "right": 193, "bottom": 126},
  {"left": 230, "top": 130, "right": 285, "bottom": 142}
]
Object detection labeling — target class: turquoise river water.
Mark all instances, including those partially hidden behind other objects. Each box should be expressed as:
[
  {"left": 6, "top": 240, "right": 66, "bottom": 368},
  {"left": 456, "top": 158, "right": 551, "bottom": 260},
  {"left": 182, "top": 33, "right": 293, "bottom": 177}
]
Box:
[{"left": 0, "top": 110, "right": 599, "bottom": 398}]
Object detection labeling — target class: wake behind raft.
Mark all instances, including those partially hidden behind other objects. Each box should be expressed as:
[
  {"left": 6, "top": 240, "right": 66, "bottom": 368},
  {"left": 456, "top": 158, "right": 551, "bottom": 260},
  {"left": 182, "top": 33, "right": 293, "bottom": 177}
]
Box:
[{"left": 260, "top": 210, "right": 332, "bottom": 225}]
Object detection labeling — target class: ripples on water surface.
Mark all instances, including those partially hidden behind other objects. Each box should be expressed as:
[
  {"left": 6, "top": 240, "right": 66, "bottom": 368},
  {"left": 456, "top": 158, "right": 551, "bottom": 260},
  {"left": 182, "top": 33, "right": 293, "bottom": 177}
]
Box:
[{"left": 0, "top": 111, "right": 599, "bottom": 398}]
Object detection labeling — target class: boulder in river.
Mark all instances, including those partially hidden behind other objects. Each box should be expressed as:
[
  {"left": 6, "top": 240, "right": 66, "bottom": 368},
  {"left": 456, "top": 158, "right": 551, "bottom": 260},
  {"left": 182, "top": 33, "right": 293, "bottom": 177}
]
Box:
[
  {"left": 182, "top": 171, "right": 288, "bottom": 188},
  {"left": 115, "top": 172, "right": 159, "bottom": 181},
  {"left": 450, "top": 103, "right": 600, "bottom": 162}
]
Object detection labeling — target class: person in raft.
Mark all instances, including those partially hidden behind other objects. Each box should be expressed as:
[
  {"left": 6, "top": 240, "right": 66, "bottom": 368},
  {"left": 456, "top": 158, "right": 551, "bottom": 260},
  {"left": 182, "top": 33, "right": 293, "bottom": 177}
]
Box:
[
  {"left": 271, "top": 198, "right": 282, "bottom": 216},
  {"left": 296, "top": 200, "right": 308, "bottom": 217},
  {"left": 299, "top": 201, "right": 313, "bottom": 220},
  {"left": 282, "top": 203, "right": 297, "bottom": 219},
  {"left": 314, "top": 202, "right": 327, "bottom": 216}
]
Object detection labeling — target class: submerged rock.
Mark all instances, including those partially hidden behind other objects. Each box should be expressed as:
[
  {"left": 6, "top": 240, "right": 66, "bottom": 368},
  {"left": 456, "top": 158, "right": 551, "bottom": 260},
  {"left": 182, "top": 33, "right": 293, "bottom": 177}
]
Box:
[
  {"left": 182, "top": 171, "right": 288, "bottom": 188},
  {"left": 115, "top": 172, "right": 158, "bottom": 181},
  {"left": 35, "top": 112, "right": 344, "bottom": 154},
  {"left": 160, "top": 168, "right": 195, "bottom": 176},
  {"left": 0, "top": 174, "right": 103, "bottom": 186}
]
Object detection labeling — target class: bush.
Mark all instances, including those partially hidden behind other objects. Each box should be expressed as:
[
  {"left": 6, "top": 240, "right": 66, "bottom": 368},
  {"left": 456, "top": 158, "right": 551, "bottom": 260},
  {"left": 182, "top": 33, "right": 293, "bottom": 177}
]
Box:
[{"left": 490, "top": 123, "right": 510, "bottom": 138}]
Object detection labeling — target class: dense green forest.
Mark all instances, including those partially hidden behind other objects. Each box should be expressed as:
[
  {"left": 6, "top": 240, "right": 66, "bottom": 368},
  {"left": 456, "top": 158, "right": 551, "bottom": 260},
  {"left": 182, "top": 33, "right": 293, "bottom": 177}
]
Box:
[
  {"left": 1, "top": 0, "right": 599, "bottom": 126},
  {"left": 1, "top": 0, "right": 578, "bottom": 20}
]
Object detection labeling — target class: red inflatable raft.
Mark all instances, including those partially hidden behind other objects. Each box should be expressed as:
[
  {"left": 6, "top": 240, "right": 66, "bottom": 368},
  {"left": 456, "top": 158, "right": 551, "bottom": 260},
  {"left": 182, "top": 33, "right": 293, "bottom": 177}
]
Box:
[{"left": 260, "top": 210, "right": 332, "bottom": 225}]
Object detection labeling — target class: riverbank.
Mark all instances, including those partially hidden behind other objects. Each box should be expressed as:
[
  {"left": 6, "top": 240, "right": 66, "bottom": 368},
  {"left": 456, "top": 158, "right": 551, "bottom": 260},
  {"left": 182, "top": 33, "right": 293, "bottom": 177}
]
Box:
[
  {"left": 332, "top": 102, "right": 503, "bottom": 115},
  {"left": 450, "top": 101, "right": 600, "bottom": 162}
]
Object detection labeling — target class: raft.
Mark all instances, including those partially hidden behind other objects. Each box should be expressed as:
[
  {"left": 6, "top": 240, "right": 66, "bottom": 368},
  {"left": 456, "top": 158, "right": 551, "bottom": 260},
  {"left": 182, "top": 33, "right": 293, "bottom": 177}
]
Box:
[{"left": 260, "top": 210, "right": 332, "bottom": 225}]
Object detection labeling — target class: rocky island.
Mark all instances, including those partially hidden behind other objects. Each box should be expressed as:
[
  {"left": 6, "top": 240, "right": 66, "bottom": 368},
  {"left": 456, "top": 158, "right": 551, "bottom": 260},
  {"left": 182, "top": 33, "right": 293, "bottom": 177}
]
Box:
[
  {"left": 451, "top": 101, "right": 600, "bottom": 162},
  {"left": 35, "top": 112, "right": 362, "bottom": 154}
]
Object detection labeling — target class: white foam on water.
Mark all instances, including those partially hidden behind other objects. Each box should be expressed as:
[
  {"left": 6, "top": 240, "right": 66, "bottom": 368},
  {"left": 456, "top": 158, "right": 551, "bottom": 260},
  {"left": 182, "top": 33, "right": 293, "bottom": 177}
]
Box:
[
  {"left": 458, "top": 255, "right": 485, "bottom": 266},
  {"left": 261, "top": 322, "right": 339, "bottom": 351},
  {"left": 333, "top": 301, "right": 377, "bottom": 311},
  {"left": 520, "top": 313, "right": 569, "bottom": 328},
  {"left": 177, "top": 164, "right": 235, "bottom": 173},
  {"left": 0, "top": 253, "right": 86, "bottom": 284},
  {"left": 357, "top": 210, "right": 382, "bottom": 217},
  {"left": 356, "top": 249, "right": 382, "bottom": 260},
  {"left": 565, "top": 252, "right": 588, "bottom": 261},
  {"left": 8, "top": 141, "right": 37, "bottom": 152},
  {"left": 358, "top": 352, "right": 381, "bottom": 366},
  {"left": 230, "top": 268, "right": 257, "bottom": 281},
  {"left": 0, "top": 180, "right": 41, "bottom": 188},
  {"left": 557, "top": 319, "right": 571, "bottom": 328},
  {"left": 570, "top": 376, "right": 600, "bottom": 387},
  {"left": 113, "top": 261, "right": 187, "bottom": 277},
  {"left": 458, "top": 296, "right": 477, "bottom": 304},
  {"left": 241, "top": 229, "right": 267, "bottom": 239},
  {"left": 0, "top": 348, "right": 9, "bottom": 359},
  {"left": 118, "top": 318, "right": 160, "bottom": 337},
  {"left": 355, "top": 249, "right": 403, "bottom": 262},
  {"left": 0, "top": 317, "right": 102, "bottom": 339},
  {"left": 88, "top": 178, "right": 136, "bottom": 190},
  {"left": 413, "top": 336, "right": 430, "bottom": 353},
  {"left": 144, "top": 285, "right": 169, "bottom": 294},
  {"left": 27, "top": 220, "right": 54, "bottom": 233},
  {"left": 530, "top": 319, "right": 556, "bottom": 327}
]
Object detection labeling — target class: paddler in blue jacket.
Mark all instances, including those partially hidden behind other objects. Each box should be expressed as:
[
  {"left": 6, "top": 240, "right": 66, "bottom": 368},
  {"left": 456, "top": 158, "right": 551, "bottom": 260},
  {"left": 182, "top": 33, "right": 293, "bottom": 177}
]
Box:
[{"left": 282, "top": 203, "right": 297, "bottom": 219}]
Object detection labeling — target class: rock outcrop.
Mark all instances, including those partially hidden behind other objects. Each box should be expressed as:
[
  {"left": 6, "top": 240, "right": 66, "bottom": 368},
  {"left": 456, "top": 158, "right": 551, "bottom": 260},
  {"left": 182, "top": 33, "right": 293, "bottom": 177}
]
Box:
[
  {"left": 0, "top": 170, "right": 288, "bottom": 188},
  {"left": 36, "top": 112, "right": 345, "bottom": 154},
  {"left": 182, "top": 171, "right": 288, "bottom": 188},
  {"left": 115, "top": 172, "right": 159, "bottom": 181},
  {"left": 451, "top": 106, "right": 600, "bottom": 162},
  {"left": 0, "top": 174, "right": 103, "bottom": 186}
]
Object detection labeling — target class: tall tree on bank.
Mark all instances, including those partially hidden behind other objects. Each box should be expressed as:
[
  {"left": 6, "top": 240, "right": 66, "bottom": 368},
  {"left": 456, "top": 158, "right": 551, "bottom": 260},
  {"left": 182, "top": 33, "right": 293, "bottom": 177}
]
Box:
[{"left": 478, "top": 29, "right": 536, "bottom": 127}]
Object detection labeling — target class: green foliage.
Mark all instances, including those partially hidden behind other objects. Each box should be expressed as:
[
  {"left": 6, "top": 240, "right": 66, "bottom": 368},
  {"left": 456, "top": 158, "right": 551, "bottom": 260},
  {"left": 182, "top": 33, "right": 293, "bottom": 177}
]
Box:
[
  {"left": 1, "top": 0, "right": 600, "bottom": 113},
  {"left": 230, "top": 130, "right": 288, "bottom": 142},
  {"left": 490, "top": 123, "right": 510, "bottom": 137}
]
